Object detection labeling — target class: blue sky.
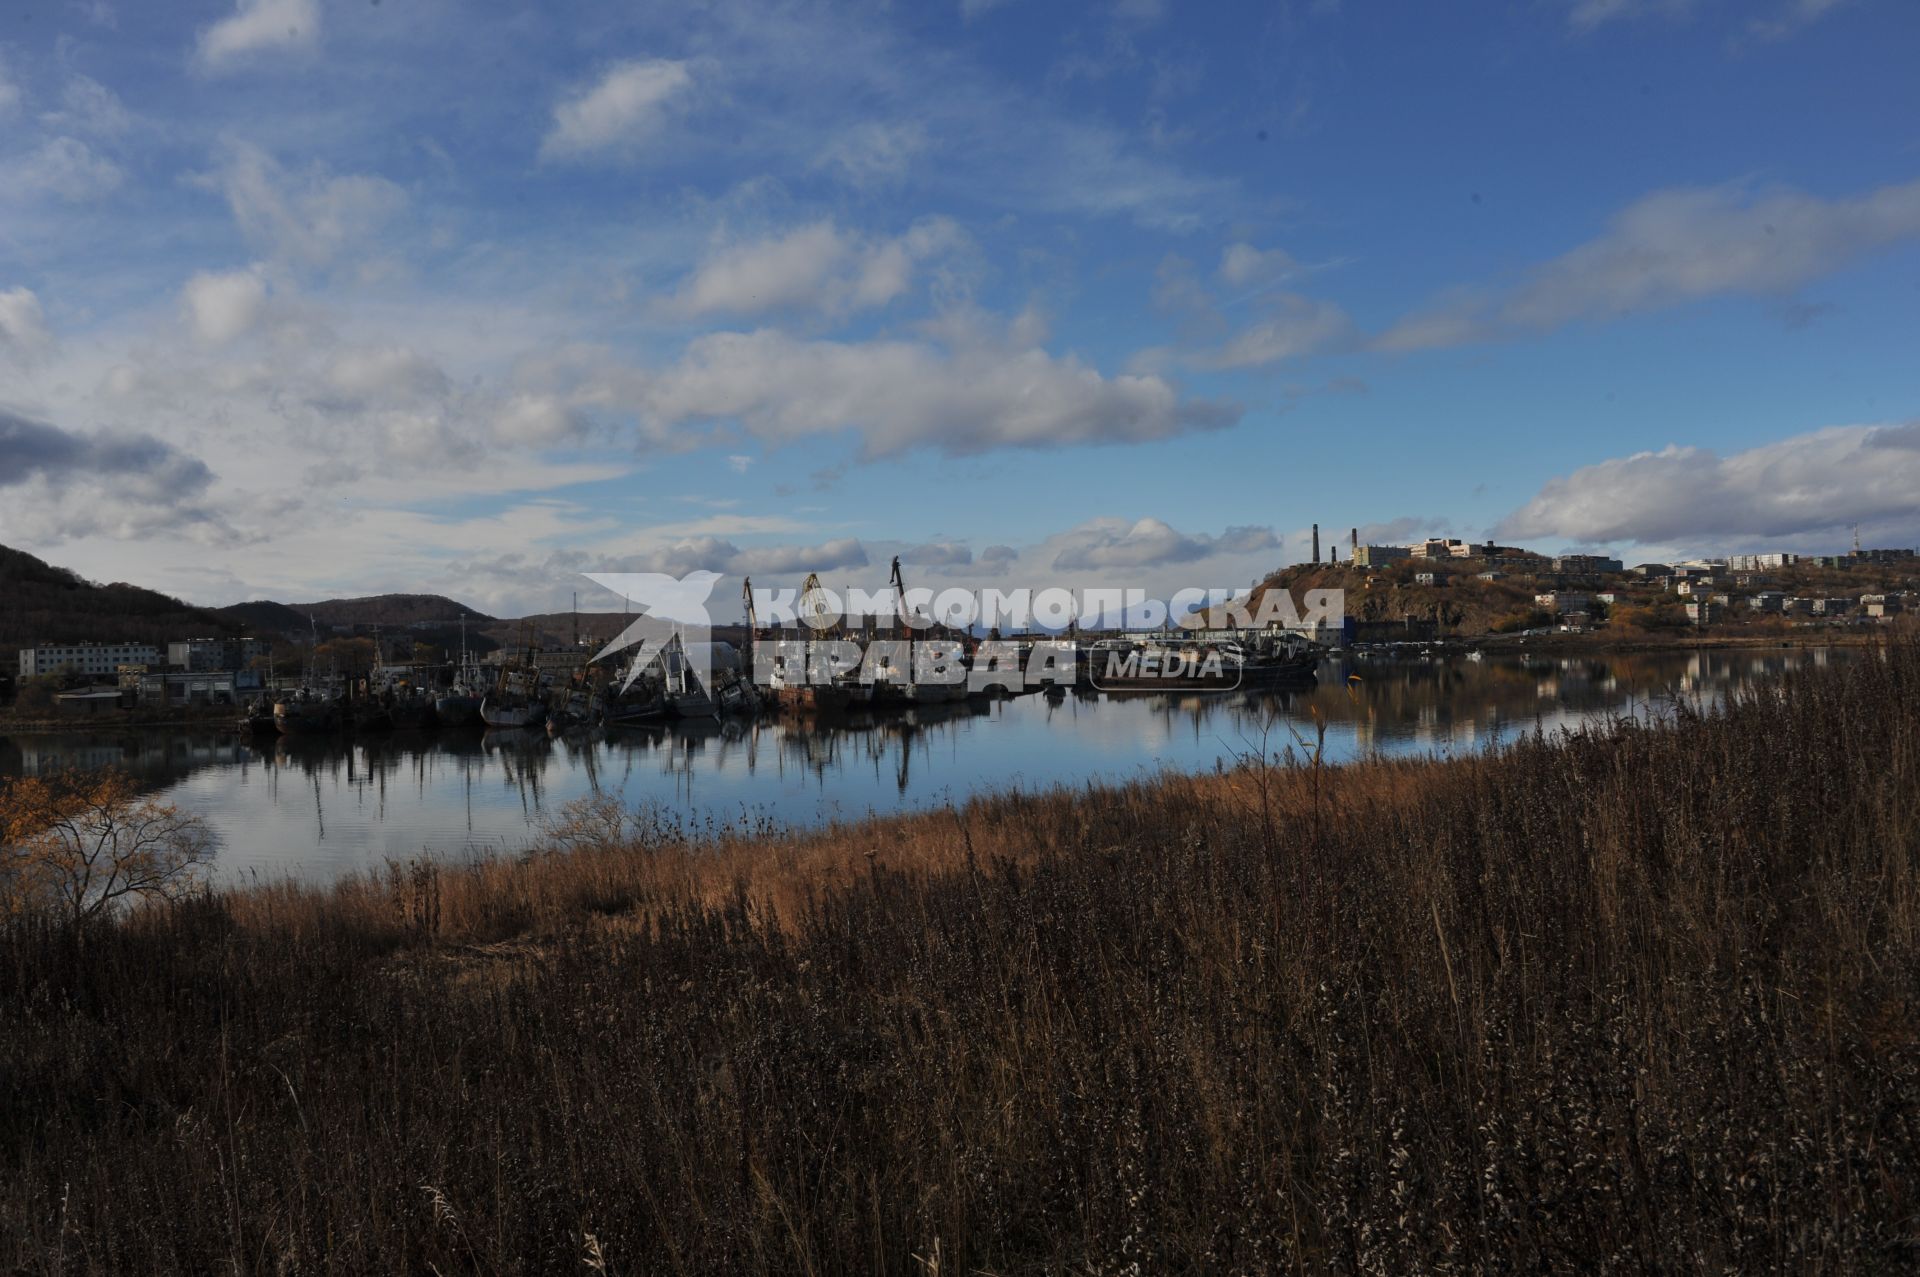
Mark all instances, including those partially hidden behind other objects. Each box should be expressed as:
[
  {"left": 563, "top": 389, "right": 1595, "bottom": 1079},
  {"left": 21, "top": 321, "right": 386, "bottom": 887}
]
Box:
[{"left": 1, "top": 0, "right": 1917, "bottom": 616}]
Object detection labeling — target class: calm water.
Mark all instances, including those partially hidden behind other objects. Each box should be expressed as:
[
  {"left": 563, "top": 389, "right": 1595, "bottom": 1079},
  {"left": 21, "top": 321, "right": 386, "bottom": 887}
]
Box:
[{"left": 0, "top": 648, "right": 1851, "bottom": 885}]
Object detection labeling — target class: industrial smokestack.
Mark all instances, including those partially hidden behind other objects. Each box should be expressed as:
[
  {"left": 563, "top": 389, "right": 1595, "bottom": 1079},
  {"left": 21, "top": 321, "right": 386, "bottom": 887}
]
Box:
[
  {"left": 1350, "top": 527, "right": 1358, "bottom": 557},
  {"left": 1312, "top": 523, "right": 1320, "bottom": 564}
]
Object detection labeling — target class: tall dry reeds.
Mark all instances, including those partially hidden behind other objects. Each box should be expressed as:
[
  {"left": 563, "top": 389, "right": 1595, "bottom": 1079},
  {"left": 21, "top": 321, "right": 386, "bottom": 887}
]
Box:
[{"left": 2, "top": 641, "right": 1916, "bottom": 1272}]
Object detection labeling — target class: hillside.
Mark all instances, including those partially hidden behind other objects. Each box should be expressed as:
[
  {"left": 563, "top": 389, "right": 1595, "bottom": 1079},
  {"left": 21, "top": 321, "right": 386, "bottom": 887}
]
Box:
[
  {"left": 292, "top": 594, "right": 492, "bottom": 629},
  {"left": 211, "top": 599, "right": 312, "bottom": 640},
  {"left": 0, "top": 544, "right": 241, "bottom": 657},
  {"left": 1250, "top": 555, "right": 1920, "bottom": 637},
  {"left": 482, "top": 612, "right": 750, "bottom": 653},
  {"left": 1241, "top": 560, "right": 1535, "bottom": 635}
]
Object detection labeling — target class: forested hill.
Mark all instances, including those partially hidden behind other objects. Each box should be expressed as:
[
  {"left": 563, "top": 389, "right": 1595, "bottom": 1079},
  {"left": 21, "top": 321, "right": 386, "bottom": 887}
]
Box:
[
  {"left": 211, "top": 594, "right": 493, "bottom": 638},
  {"left": 0, "top": 544, "right": 240, "bottom": 654},
  {"left": 294, "top": 594, "right": 492, "bottom": 628}
]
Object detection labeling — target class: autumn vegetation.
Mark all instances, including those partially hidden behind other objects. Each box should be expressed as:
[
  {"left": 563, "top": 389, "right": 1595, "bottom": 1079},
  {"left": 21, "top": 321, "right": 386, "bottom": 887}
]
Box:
[
  {"left": 0, "top": 769, "right": 208, "bottom": 926},
  {"left": 1, "top": 641, "right": 1917, "bottom": 1271}
]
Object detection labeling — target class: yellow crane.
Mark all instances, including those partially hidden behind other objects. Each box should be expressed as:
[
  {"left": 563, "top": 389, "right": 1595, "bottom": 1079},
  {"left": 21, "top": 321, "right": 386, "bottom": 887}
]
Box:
[{"left": 799, "top": 572, "right": 840, "bottom": 638}]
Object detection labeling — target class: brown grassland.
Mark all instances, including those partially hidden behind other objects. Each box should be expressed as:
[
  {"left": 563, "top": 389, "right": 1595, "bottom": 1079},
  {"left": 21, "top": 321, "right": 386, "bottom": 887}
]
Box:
[{"left": 2, "top": 641, "right": 1918, "bottom": 1272}]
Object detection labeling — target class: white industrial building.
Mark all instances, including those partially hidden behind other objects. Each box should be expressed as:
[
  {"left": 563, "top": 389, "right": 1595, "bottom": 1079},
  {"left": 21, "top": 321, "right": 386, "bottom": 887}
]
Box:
[{"left": 17, "top": 642, "right": 161, "bottom": 679}]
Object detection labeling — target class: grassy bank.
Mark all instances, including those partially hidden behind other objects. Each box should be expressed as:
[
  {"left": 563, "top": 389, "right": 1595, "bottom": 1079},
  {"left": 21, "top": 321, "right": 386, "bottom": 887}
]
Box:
[
  {"left": 0, "top": 705, "right": 246, "bottom": 734},
  {"left": 3, "top": 644, "right": 1918, "bottom": 1272},
  {"left": 1469, "top": 626, "right": 1907, "bottom": 656}
]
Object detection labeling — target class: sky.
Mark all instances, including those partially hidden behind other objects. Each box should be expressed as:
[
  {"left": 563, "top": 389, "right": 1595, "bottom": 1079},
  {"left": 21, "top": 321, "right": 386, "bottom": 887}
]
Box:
[{"left": 1, "top": 0, "right": 1918, "bottom": 618}]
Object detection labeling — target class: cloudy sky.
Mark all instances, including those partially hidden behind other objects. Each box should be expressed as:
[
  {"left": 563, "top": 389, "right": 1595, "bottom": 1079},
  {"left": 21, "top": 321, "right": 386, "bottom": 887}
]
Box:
[{"left": 1, "top": 0, "right": 1916, "bottom": 616}]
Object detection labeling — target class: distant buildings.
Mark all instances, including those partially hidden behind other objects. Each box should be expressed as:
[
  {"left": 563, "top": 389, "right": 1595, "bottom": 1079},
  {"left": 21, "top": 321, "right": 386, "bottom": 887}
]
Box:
[
  {"left": 167, "top": 637, "right": 273, "bottom": 672},
  {"left": 1354, "top": 545, "right": 1411, "bottom": 567},
  {"left": 135, "top": 670, "right": 259, "bottom": 706},
  {"left": 1685, "top": 600, "right": 1725, "bottom": 625},
  {"left": 1536, "top": 591, "right": 1591, "bottom": 615},
  {"left": 18, "top": 642, "right": 161, "bottom": 679},
  {"left": 1728, "top": 553, "right": 1798, "bottom": 571},
  {"left": 1552, "top": 554, "right": 1624, "bottom": 574}
]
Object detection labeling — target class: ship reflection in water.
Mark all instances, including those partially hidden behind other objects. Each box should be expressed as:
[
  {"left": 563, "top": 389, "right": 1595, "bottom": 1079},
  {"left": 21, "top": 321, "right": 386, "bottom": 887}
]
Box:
[{"left": 0, "top": 647, "right": 1854, "bottom": 886}]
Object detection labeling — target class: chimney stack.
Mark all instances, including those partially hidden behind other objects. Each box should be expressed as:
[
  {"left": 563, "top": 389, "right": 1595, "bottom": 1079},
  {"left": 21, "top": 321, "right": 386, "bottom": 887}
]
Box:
[
  {"left": 1350, "top": 527, "right": 1358, "bottom": 558},
  {"left": 1312, "top": 523, "right": 1321, "bottom": 564}
]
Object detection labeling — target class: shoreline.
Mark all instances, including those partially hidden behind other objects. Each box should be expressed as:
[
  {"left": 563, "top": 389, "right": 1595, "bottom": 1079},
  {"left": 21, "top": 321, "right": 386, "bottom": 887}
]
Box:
[
  {"left": 1464, "top": 629, "right": 1892, "bottom": 655},
  {"left": 2, "top": 640, "right": 1914, "bottom": 1268},
  {"left": 0, "top": 634, "right": 1881, "bottom": 735}
]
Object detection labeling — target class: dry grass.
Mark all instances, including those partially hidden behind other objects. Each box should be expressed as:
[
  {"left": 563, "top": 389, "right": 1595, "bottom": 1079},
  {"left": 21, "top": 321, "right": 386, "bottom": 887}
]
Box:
[{"left": 2, "top": 641, "right": 1918, "bottom": 1272}]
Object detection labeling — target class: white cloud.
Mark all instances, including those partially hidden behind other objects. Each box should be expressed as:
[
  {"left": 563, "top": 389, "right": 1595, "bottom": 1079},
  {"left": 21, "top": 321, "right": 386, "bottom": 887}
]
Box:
[
  {"left": 180, "top": 267, "right": 269, "bottom": 346},
  {"left": 1567, "top": 0, "right": 1848, "bottom": 38},
  {"left": 203, "top": 142, "right": 407, "bottom": 272},
  {"left": 1379, "top": 177, "right": 1920, "bottom": 351},
  {"left": 0, "top": 287, "right": 53, "bottom": 357},
  {"left": 1049, "top": 516, "right": 1278, "bottom": 570},
  {"left": 1746, "top": 0, "right": 1850, "bottom": 42},
  {"left": 726, "top": 453, "right": 755, "bottom": 474},
  {"left": 815, "top": 121, "right": 928, "bottom": 187},
  {"left": 623, "top": 535, "right": 870, "bottom": 577},
  {"left": 540, "top": 59, "right": 694, "bottom": 161},
  {"left": 490, "top": 393, "right": 586, "bottom": 447},
  {"left": 896, "top": 540, "right": 974, "bottom": 568},
  {"left": 1565, "top": 0, "right": 1697, "bottom": 33},
  {"left": 325, "top": 345, "right": 451, "bottom": 404},
  {"left": 1497, "top": 420, "right": 1920, "bottom": 547},
  {"left": 1202, "top": 293, "right": 1353, "bottom": 368},
  {"left": 669, "top": 217, "right": 965, "bottom": 319},
  {"left": 1218, "top": 242, "right": 1297, "bottom": 288},
  {"left": 0, "top": 408, "right": 231, "bottom": 545},
  {"left": 195, "top": 0, "right": 321, "bottom": 71},
  {"left": 41, "top": 73, "right": 133, "bottom": 136},
  {"left": 684, "top": 2, "right": 1230, "bottom": 229},
  {"left": 0, "top": 56, "right": 23, "bottom": 116},
  {"left": 613, "top": 324, "right": 1238, "bottom": 458},
  {"left": 10, "top": 137, "right": 124, "bottom": 201}
]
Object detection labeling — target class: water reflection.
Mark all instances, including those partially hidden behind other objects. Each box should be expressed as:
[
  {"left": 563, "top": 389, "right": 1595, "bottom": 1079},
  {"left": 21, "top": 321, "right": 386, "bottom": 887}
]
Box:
[{"left": 0, "top": 648, "right": 1850, "bottom": 885}]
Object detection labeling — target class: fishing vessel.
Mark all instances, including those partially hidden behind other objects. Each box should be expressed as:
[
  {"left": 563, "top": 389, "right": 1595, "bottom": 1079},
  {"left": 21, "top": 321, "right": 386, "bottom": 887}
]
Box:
[
  {"left": 600, "top": 693, "right": 667, "bottom": 727},
  {"left": 274, "top": 615, "right": 342, "bottom": 733},
  {"left": 481, "top": 638, "right": 547, "bottom": 729},
  {"left": 273, "top": 689, "right": 340, "bottom": 735},
  {"left": 434, "top": 688, "right": 482, "bottom": 726},
  {"left": 435, "top": 620, "right": 485, "bottom": 726},
  {"left": 236, "top": 694, "right": 278, "bottom": 735},
  {"left": 387, "top": 689, "right": 439, "bottom": 731},
  {"left": 481, "top": 684, "right": 546, "bottom": 729}
]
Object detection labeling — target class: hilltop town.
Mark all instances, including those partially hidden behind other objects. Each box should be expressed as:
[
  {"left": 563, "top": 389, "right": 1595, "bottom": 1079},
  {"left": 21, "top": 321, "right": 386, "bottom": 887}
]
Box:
[
  {"left": 4, "top": 533, "right": 1916, "bottom": 719},
  {"left": 1262, "top": 529, "right": 1918, "bottom": 645}
]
